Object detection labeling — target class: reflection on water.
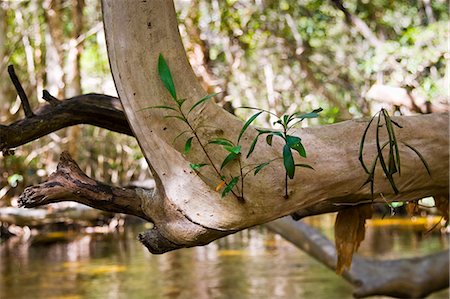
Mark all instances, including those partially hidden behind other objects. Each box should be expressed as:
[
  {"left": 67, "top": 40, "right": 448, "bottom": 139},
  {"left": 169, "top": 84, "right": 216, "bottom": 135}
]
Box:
[{"left": 0, "top": 223, "right": 448, "bottom": 299}]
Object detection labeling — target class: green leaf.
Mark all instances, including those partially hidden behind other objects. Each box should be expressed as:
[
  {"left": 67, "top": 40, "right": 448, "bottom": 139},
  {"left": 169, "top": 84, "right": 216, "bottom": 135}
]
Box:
[
  {"left": 221, "top": 177, "right": 239, "bottom": 198},
  {"left": 295, "top": 164, "right": 314, "bottom": 170},
  {"left": 266, "top": 134, "right": 273, "bottom": 146},
  {"left": 221, "top": 152, "right": 238, "bottom": 170},
  {"left": 139, "top": 105, "right": 177, "bottom": 112},
  {"left": 283, "top": 144, "right": 295, "bottom": 179},
  {"left": 190, "top": 163, "right": 208, "bottom": 171},
  {"left": 254, "top": 161, "right": 271, "bottom": 175},
  {"left": 375, "top": 114, "right": 399, "bottom": 194},
  {"left": 247, "top": 130, "right": 282, "bottom": 158},
  {"left": 286, "top": 135, "right": 306, "bottom": 158},
  {"left": 247, "top": 135, "right": 260, "bottom": 158},
  {"left": 282, "top": 114, "right": 290, "bottom": 127},
  {"left": 189, "top": 92, "right": 220, "bottom": 113},
  {"left": 402, "top": 142, "right": 431, "bottom": 176},
  {"left": 208, "top": 139, "right": 234, "bottom": 147},
  {"left": 295, "top": 108, "right": 323, "bottom": 119},
  {"left": 158, "top": 54, "right": 177, "bottom": 101},
  {"left": 358, "top": 114, "right": 376, "bottom": 174},
  {"left": 383, "top": 110, "right": 401, "bottom": 175},
  {"left": 238, "top": 111, "right": 263, "bottom": 143},
  {"left": 184, "top": 137, "right": 194, "bottom": 154},
  {"left": 224, "top": 145, "right": 241, "bottom": 154}
]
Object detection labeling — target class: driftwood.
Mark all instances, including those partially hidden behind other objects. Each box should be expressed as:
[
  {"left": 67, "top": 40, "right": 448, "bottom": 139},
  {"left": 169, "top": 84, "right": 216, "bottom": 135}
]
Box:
[{"left": 0, "top": 87, "right": 447, "bottom": 297}]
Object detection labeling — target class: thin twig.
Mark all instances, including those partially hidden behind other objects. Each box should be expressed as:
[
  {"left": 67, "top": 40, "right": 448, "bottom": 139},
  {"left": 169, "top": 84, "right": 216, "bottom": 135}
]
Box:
[
  {"left": 42, "top": 90, "right": 61, "bottom": 106},
  {"left": 7, "top": 65, "right": 35, "bottom": 118}
]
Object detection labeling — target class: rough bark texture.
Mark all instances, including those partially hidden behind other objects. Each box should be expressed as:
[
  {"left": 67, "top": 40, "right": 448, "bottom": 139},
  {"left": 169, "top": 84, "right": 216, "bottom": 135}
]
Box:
[
  {"left": 102, "top": 0, "right": 449, "bottom": 251},
  {"left": 0, "top": 91, "right": 130, "bottom": 152},
  {"left": 18, "top": 151, "right": 149, "bottom": 221}
]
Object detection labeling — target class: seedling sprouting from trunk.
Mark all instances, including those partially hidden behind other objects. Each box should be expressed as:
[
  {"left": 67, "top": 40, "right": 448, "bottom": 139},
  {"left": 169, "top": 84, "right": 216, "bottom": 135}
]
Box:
[
  {"left": 239, "top": 107, "right": 322, "bottom": 199},
  {"left": 359, "top": 108, "right": 431, "bottom": 198},
  {"left": 142, "top": 54, "right": 242, "bottom": 199}
]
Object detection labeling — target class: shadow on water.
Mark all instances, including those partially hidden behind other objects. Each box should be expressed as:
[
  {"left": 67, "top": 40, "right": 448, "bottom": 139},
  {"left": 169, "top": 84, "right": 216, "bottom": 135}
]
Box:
[{"left": 0, "top": 221, "right": 448, "bottom": 299}]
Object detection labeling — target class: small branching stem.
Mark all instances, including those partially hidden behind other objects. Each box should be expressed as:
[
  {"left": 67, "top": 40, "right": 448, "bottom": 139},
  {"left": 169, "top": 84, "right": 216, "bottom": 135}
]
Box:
[{"left": 179, "top": 108, "right": 240, "bottom": 199}]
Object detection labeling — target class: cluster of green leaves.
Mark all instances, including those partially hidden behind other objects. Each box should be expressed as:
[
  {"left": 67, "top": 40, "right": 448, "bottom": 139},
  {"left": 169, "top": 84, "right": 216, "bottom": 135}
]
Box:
[
  {"left": 149, "top": 54, "right": 322, "bottom": 201},
  {"left": 359, "top": 108, "right": 431, "bottom": 198},
  {"left": 239, "top": 107, "right": 322, "bottom": 198},
  {"left": 145, "top": 54, "right": 245, "bottom": 199}
]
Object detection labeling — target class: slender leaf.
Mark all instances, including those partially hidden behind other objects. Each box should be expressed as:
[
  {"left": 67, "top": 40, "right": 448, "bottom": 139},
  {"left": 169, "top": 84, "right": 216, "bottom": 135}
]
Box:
[
  {"left": 224, "top": 145, "right": 241, "bottom": 154},
  {"left": 286, "top": 135, "right": 306, "bottom": 158},
  {"left": 221, "top": 177, "right": 239, "bottom": 198},
  {"left": 390, "top": 119, "right": 403, "bottom": 128},
  {"left": 266, "top": 134, "right": 273, "bottom": 146},
  {"left": 238, "top": 106, "right": 278, "bottom": 117},
  {"left": 295, "top": 164, "right": 314, "bottom": 170},
  {"left": 402, "top": 142, "right": 431, "bottom": 176},
  {"left": 189, "top": 92, "right": 220, "bottom": 113},
  {"left": 282, "top": 114, "right": 290, "bottom": 127},
  {"left": 184, "top": 137, "right": 194, "bottom": 154},
  {"left": 139, "top": 105, "right": 177, "bottom": 112},
  {"left": 209, "top": 139, "right": 234, "bottom": 147},
  {"left": 254, "top": 161, "right": 271, "bottom": 175},
  {"left": 383, "top": 110, "right": 401, "bottom": 175},
  {"left": 158, "top": 54, "right": 177, "bottom": 101},
  {"left": 376, "top": 114, "right": 399, "bottom": 194},
  {"left": 358, "top": 114, "right": 376, "bottom": 174},
  {"left": 238, "top": 111, "right": 263, "bottom": 142},
  {"left": 283, "top": 145, "right": 295, "bottom": 179},
  {"left": 247, "top": 134, "right": 260, "bottom": 158},
  {"left": 295, "top": 108, "right": 323, "bottom": 119},
  {"left": 190, "top": 163, "right": 208, "bottom": 171},
  {"left": 221, "top": 152, "right": 238, "bottom": 170},
  {"left": 256, "top": 129, "right": 283, "bottom": 137}
]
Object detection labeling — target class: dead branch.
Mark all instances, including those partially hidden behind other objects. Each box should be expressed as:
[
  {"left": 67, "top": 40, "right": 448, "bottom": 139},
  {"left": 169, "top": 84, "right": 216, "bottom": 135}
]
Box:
[
  {"left": 7, "top": 65, "right": 34, "bottom": 118},
  {"left": 18, "top": 151, "right": 149, "bottom": 221},
  {"left": 0, "top": 91, "right": 131, "bottom": 153}
]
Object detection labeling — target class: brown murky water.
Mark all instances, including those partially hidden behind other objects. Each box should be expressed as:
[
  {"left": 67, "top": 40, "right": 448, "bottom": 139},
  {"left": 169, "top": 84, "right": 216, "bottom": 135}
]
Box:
[{"left": 0, "top": 221, "right": 448, "bottom": 299}]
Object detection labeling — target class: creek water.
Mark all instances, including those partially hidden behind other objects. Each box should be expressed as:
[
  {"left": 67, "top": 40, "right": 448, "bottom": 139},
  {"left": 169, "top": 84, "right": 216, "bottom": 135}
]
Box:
[{"left": 0, "top": 220, "right": 448, "bottom": 299}]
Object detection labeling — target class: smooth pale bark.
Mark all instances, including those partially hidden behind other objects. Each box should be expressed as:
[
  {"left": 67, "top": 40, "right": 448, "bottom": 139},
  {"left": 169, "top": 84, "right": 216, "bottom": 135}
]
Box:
[{"left": 102, "top": 0, "right": 449, "bottom": 250}]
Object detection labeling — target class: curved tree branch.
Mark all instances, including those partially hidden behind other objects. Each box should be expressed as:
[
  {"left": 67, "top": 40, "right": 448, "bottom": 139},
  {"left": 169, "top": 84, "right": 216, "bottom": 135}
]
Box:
[{"left": 0, "top": 91, "right": 131, "bottom": 153}]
